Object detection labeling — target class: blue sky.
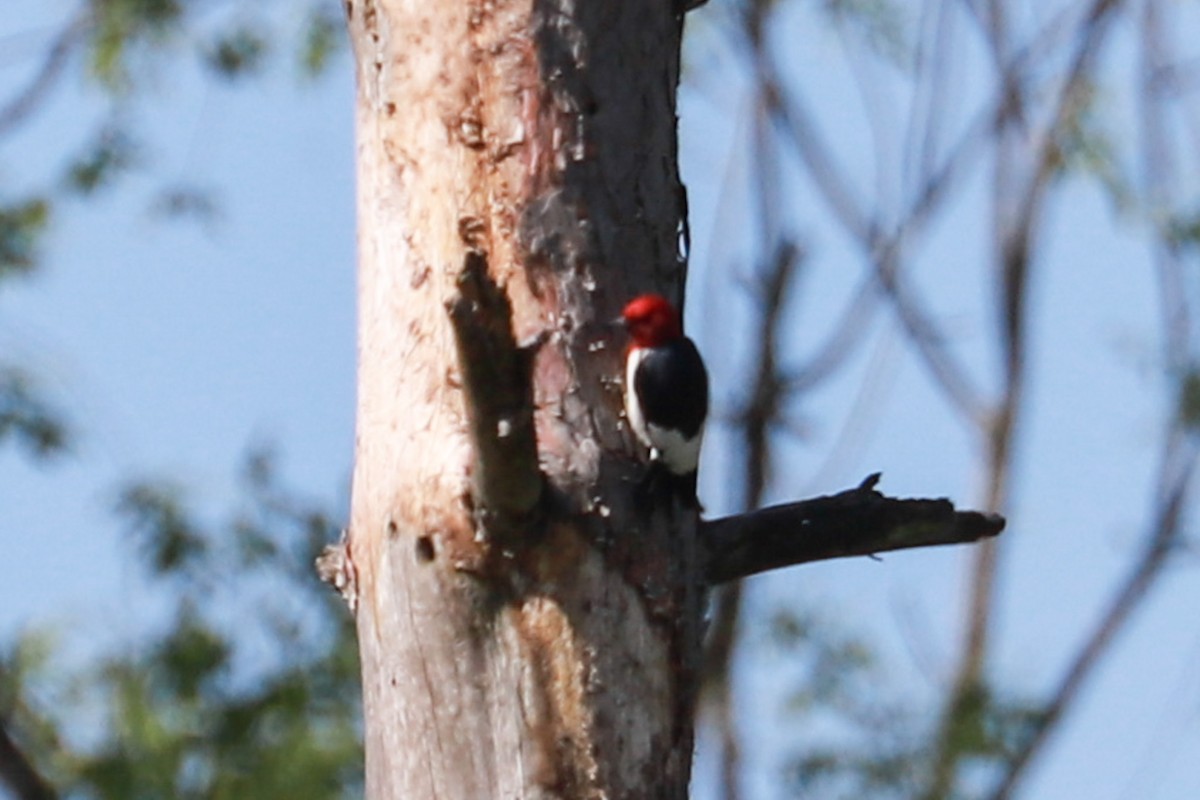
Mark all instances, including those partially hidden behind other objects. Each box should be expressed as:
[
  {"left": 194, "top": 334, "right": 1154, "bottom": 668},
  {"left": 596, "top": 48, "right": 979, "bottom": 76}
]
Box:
[
  {"left": 1, "top": 3, "right": 356, "bottom": 641},
  {"left": 3, "top": 2, "right": 1199, "bottom": 799}
]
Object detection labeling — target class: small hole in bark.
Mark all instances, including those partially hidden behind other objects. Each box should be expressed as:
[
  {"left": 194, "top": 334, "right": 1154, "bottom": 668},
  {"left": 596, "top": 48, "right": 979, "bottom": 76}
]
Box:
[
  {"left": 415, "top": 535, "right": 435, "bottom": 563},
  {"left": 386, "top": 519, "right": 398, "bottom": 538}
]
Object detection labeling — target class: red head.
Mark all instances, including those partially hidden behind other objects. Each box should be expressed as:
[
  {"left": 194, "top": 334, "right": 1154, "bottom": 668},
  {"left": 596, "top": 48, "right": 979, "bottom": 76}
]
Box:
[{"left": 620, "top": 293, "right": 683, "bottom": 347}]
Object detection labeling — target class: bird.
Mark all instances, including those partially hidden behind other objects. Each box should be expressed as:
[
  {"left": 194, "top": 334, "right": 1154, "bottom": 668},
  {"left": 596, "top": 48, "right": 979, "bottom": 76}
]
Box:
[{"left": 617, "top": 293, "right": 709, "bottom": 506}]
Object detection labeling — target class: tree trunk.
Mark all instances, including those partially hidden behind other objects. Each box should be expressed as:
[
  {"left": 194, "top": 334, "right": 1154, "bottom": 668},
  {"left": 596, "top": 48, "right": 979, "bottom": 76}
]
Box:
[{"left": 344, "top": 1, "right": 695, "bottom": 797}]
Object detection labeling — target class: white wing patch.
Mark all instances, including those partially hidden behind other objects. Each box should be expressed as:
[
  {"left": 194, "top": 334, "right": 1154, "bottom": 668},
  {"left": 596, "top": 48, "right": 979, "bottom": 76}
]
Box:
[
  {"left": 624, "top": 347, "right": 703, "bottom": 475},
  {"left": 625, "top": 348, "right": 651, "bottom": 447}
]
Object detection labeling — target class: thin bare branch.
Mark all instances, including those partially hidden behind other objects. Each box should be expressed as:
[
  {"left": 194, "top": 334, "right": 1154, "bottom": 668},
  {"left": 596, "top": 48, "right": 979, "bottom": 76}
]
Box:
[
  {"left": 876, "top": 2, "right": 1107, "bottom": 437},
  {"left": 783, "top": 277, "right": 878, "bottom": 393},
  {"left": 702, "top": 59, "right": 806, "bottom": 798},
  {"left": 800, "top": 329, "right": 903, "bottom": 491},
  {"left": 990, "top": 458, "right": 1195, "bottom": 800},
  {"left": 986, "top": 3, "right": 1197, "bottom": 793},
  {"left": 0, "top": 13, "right": 86, "bottom": 140},
  {"left": 740, "top": 1, "right": 1005, "bottom": 427},
  {"left": 735, "top": 240, "right": 802, "bottom": 507},
  {"left": 922, "top": 3, "right": 1129, "bottom": 797},
  {"left": 746, "top": 29, "right": 873, "bottom": 245},
  {"left": 903, "top": 0, "right": 954, "bottom": 196},
  {"left": 765, "top": 58, "right": 989, "bottom": 422},
  {"left": 835, "top": 18, "right": 899, "bottom": 224},
  {"left": 871, "top": 248, "right": 989, "bottom": 425}
]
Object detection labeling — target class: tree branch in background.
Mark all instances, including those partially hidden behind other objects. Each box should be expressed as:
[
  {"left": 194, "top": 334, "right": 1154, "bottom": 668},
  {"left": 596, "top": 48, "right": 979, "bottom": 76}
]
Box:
[
  {"left": 0, "top": 723, "right": 56, "bottom": 800},
  {"left": 0, "top": 14, "right": 86, "bottom": 140},
  {"left": 736, "top": 0, "right": 873, "bottom": 246},
  {"left": 712, "top": 0, "right": 1193, "bottom": 797},
  {"left": 701, "top": 38, "right": 806, "bottom": 791},
  {"left": 987, "top": 3, "right": 1198, "bottom": 794},
  {"left": 757, "top": 60, "right": 874, "bottom": 246},
  {"left": 783, "top": 278, "right": 877, "bottom": 394},
  {"left": 923, "top": 3, "right": 1129, "bottom": 796},
  {"left": 700, "top": 475, "right": 1004, "bottom": 585},
  {"left": 988, "top": 454, "right": 1195, "bottom": 800},
  {"left": 706, "top": 224, "right": 804, "bottom": 800},
  {"left": 757, "top": 28, "right": 991, "bottom": 426}
]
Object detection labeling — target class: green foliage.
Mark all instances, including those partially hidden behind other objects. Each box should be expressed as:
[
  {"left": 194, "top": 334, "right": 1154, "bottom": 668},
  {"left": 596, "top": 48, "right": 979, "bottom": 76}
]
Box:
[
  {"left": 83, "top": 0, "right": 345, "bottom": 90},
  {"left": 770, "top": 608, "right": 1044, "bottom": 799},
  {"left": 1052, "top": 81, "right": 1132, "bottom": 211},
  {"left": 65, "top": 127, "right": 139, "bottom": 196},
  {"left": 89, "top": 0, "right": 185, "bottom": 90},
  {"left": 2, "top": 7, "right": 360, "bottom": 790},
  {"left": 0, "top": 197, "right": 51, "bottom": 277},
  {"left": 1, "top": 449, "right": 361, "bottom": 799},
  {"left": 0, "top": 367, "right": 68, "bottom": 458},
  {"left": 0, "top": 4, "right": 362, "bottom": 796},
  {"left": 1177, "top": 366, "right": 1200, "bottom": 429},
  {"left": 300, "top": 7, "right": 346, "bottom": 78},
  {"left": 934, "top": 682, "right": 1048, "bottom": 770},
  {"left": 155, "top": 609, "right": 232, "bottom": 698},
  {"left": 117, "top": 480, "right": 209, "bottom": 575},
  {"left": 1165, "top": 212, "right": 1200, "bottom": 252},
  {"left": 204, "top": 27, "right": 269, "bottom": 79},
  {"left": 769, "top": 608, "right": 926, "bottom": 798},
  {"left": 0, "top": 2, "right": 349, "bottom": 289}
]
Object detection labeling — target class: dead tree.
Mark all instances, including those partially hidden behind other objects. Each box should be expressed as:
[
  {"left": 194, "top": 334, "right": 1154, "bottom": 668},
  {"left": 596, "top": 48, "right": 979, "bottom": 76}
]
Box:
[{"left": 321, "top": 1, "right": 1004, "bottom": 797}]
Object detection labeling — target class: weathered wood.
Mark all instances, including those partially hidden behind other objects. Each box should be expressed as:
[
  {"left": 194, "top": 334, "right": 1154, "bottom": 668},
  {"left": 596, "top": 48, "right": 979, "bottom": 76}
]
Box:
[
  {"left": 344, "top": 0, "right": 695, "bottom": 797},
  {"left": 701, "top": 475, "right": 1006, "bottom": 584},
  {"left": 446, "top": 250, "right": 544, "bottom": 547}
]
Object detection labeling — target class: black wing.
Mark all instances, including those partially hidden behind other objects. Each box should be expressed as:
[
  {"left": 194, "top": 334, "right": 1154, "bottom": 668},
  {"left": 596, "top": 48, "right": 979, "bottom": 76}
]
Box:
[{"left": 633, "top": 337, "right": 709, "bottom": 438}]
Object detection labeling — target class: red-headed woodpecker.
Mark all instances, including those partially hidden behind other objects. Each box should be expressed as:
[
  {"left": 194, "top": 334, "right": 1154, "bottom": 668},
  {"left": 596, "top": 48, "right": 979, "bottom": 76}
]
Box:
[{"left": 618, "top": 293, "right": 709, "bottom": 503}]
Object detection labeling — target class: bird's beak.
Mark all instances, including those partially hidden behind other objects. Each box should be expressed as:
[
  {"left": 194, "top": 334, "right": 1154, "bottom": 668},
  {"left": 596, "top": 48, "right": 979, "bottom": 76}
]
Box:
[{"left": 608, "top": 314, "right": 628, "bottom": 329}]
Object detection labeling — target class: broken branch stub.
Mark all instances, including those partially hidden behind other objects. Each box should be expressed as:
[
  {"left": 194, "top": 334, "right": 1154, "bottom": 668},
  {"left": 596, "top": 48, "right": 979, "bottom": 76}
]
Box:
[
  {"left": 700, "top": 476, "right": 1005, "bottom": 584},
  {"left": 446, "top": 251, "right": 544, "bottom": 546}
]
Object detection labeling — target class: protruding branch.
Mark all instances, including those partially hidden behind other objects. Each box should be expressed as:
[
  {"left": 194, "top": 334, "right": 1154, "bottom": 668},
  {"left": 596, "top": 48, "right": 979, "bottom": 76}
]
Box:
[
  {"left": 446, "top": 251, "right": 544, "bottom": 543},
  {"left": 315, "top": 529, "right": 358, "bottom": 613},
  {"left": 700, "top": 474, "right": 1004, "bottom": 585}
]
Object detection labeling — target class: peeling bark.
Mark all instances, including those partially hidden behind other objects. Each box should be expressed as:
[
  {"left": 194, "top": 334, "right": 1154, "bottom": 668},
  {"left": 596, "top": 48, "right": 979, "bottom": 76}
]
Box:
[{"left": 344, "top": 1, "right": 695, "bottom": 797}]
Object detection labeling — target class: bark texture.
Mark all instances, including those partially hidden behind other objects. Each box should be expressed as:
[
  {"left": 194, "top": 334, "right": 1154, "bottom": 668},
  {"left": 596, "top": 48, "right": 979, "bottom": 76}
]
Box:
[{"left": 344, "top": 1, "right": 694, "bottom": 798}]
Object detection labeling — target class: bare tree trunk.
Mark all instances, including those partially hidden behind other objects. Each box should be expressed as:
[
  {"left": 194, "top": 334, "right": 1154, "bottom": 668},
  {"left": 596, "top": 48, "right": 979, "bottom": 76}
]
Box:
[{"left": 343, "top": 1, "right": 696, "bottom": 797}]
